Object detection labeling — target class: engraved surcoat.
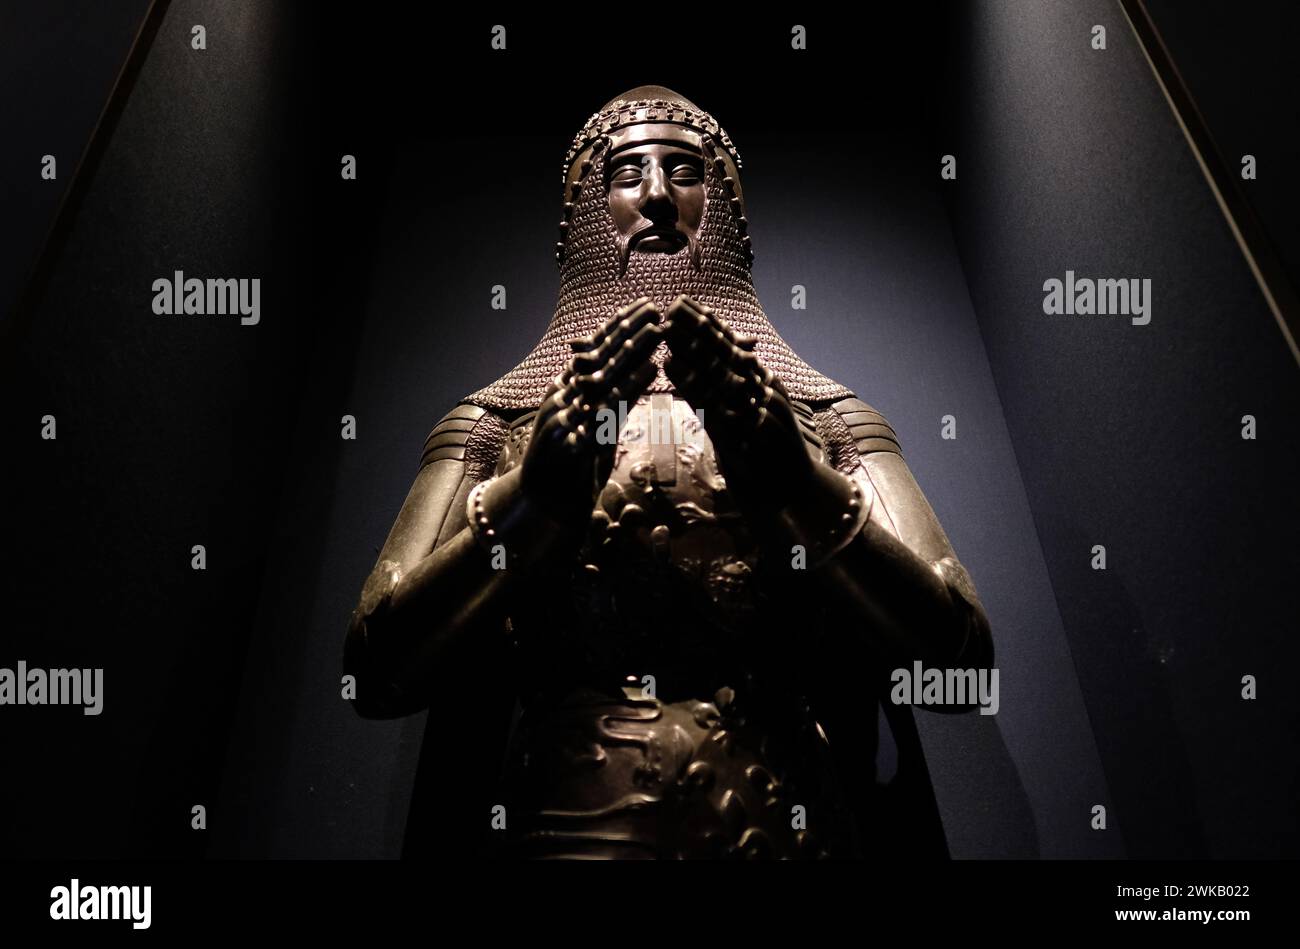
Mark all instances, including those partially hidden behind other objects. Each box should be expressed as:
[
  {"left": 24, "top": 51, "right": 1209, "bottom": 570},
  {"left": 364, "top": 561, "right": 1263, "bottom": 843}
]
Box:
[{"left": 492, "top": 394, "right": 853, "bottom": 859}]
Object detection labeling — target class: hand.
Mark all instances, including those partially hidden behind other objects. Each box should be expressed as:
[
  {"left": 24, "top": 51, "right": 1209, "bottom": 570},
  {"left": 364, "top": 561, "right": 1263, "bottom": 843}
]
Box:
[
  {"left": 521, "top": 297, "right": 663, "bottom": 522},
  {"left": 662, "top": 294, "right": 814, "bottom": 512}
]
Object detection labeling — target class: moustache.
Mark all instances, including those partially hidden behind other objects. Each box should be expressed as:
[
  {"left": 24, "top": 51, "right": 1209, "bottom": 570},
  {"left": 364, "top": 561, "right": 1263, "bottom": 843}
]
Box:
[{"left": 617, "top": 225, "right": 700, "bottom": 275}]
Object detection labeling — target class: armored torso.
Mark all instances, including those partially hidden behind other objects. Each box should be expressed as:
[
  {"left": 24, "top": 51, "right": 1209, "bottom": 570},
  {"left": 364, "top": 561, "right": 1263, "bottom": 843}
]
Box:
[{"left": 489, "top": 393, "right": 857, "bottom": 859}]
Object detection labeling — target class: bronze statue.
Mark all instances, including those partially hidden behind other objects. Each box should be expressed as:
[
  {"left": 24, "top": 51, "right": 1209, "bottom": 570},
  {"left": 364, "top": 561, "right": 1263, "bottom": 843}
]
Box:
[{"left": 345, "top": 86, "right": 993, "bottom": 859}]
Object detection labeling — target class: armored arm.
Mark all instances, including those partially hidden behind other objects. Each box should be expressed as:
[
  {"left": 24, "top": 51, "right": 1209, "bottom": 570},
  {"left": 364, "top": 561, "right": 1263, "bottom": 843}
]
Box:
[
  {"left": 784, "top": 399, "right": 993, "bottom": 680},
  {"left": 343, "top": 404, "right": 520, "bottom": 718},
  {"left": 345, "top": 404, "right": 584, "bottom": 719},
  {"left": 660, "top": 295, "right": 990, "bottom": 682},
  {"left": 345, "top": 301, "right": 667, "bottom": 719}
]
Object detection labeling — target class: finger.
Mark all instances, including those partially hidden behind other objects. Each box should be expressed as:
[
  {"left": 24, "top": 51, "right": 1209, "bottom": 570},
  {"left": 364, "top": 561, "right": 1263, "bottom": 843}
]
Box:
[
  {"left": 670, "top": 317, "right": 768, "bottom": 401},
  {"left": 588, "top": 307, "right": 662, "bottom": 382},
  {"left": 573, "top": 299, "right": 660, "bottom": 374},
  {"left": 614, "top": 296, "right": 655, "bottom": 321},
  {"left": 607, "top": 358, "right": 659, "bottom": 408},
  {"left": 565, "top": 296, "right": 655, "bottom": 355},
  {"left": 600, "top": 297, "right": 659, "bottom": 346},
  {"left": 552, "top": 403, "right": 596, "bottom": 454},
  {"left": 716, "top": 368, "right": 766, "bottom": 424},
  {"left": 664, "top": 346, "right": 726, "bottom": 398},
  {"left": 566, "top": 333, "right": 601, "bottom": 355},
  {"left": 569, "top": 357, "right": 659, "bottom": 457},
  {"left": 664, "top": 294, "right": 707, "bottom": 337},
  {"left": 707, "top": 368, "right": 759, "bottom": 423},
  {"left": 667, "top": 324, "right": 733, "bottom": 369},
  {"left": 665, "top": 349, "right": 733, "bottom": 410},
  {"left": 604, "top": 297, "right": 661, "bottom": 347},
  {"left": 536, "top": 369, "right": 577, "bottom": 426},
  {"left": 664, "top": 299, "right": 742, "bottom": 371},
  {"left": 576, "top": 321, "right": 663, "bottom": 400},
  {"left": 666, "top": 294, "right": 742, "bottom": 346},
  {"left": 664, "top": 309, "right": 740, "bottom": 388},
  {"left": 665, "top": 317, "right": 735, "bottom": 376}
]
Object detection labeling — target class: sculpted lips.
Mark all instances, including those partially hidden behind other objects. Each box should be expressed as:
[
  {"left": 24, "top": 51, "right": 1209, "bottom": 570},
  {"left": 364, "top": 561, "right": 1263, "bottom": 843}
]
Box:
[{"left": 630, "top": 225, "right": 687, "bottom": 253}]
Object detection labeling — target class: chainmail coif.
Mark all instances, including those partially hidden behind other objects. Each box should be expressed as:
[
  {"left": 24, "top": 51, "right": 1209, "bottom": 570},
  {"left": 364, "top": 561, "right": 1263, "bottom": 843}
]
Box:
[{"left": 464, "top": 96, "right": 853, "bottom": 411}]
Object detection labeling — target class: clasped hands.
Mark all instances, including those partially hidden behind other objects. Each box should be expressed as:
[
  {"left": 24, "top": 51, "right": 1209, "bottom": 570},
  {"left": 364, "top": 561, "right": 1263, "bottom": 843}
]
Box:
[{"left": 519, "top": 295, "right": 819, "bottom": 527}]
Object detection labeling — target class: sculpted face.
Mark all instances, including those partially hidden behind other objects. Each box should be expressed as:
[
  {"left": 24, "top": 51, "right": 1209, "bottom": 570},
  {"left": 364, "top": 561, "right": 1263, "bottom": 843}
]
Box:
[{"left": 605, "top": 123, "right": 705, "bottom": 270}]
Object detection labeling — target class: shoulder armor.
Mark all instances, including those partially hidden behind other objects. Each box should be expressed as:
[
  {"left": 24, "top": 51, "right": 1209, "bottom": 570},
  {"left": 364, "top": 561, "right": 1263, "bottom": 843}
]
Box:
[
  {"left": 789, "top": 398, "right": 826, "bottom": 457},
  {"left": 831, "top": 397, "right": 902, "bottom": 456},
  {"left": 420, "top": 403, "right": 510, "bottom": 482},
  {"left": 421, "top": 404, "right": 488, "bottom": 467}
]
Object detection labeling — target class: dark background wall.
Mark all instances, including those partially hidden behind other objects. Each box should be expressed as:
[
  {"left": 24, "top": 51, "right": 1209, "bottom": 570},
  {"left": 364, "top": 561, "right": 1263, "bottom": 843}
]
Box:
[
  {"left": 1145, "top": 0, "right": 1300, "bottom": 303},
  {"left": 0, "top": 0, "right": 342, "bottom": 857},
  {"left": 1, "top": 3, "right": 1294, "bottom": 860},
  {"left": 0, "top": 0, "right": 151, "bottom": 325},
  {"left": 942, "top": 0, "right": 1299, "bottom": 857}
]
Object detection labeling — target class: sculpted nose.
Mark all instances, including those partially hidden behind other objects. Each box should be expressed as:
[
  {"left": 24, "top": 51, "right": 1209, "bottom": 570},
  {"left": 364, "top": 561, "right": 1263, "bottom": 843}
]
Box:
[{"left": 639, "top": 166, "right": 676, "bottom": 222}]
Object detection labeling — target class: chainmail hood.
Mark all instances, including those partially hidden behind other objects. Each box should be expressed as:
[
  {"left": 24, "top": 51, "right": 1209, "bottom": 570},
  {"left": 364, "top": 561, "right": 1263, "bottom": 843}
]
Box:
[{"left": 464, "top": 87, "right": 852, "bottom": 411}]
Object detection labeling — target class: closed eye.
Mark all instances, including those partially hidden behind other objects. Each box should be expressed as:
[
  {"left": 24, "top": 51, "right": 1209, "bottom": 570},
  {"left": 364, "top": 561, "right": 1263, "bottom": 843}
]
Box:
[
  {"left": 611, "top": 165, "right": 643, "bottom": 186},
  {"left": 670, "top": 164, "right": 701, "bottom": 185}
]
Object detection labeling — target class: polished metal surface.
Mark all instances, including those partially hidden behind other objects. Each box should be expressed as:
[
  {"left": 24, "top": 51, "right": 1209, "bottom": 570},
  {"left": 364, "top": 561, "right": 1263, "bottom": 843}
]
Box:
[{"left": 345, "top": 86, "right": 993, "bottom": 859}]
